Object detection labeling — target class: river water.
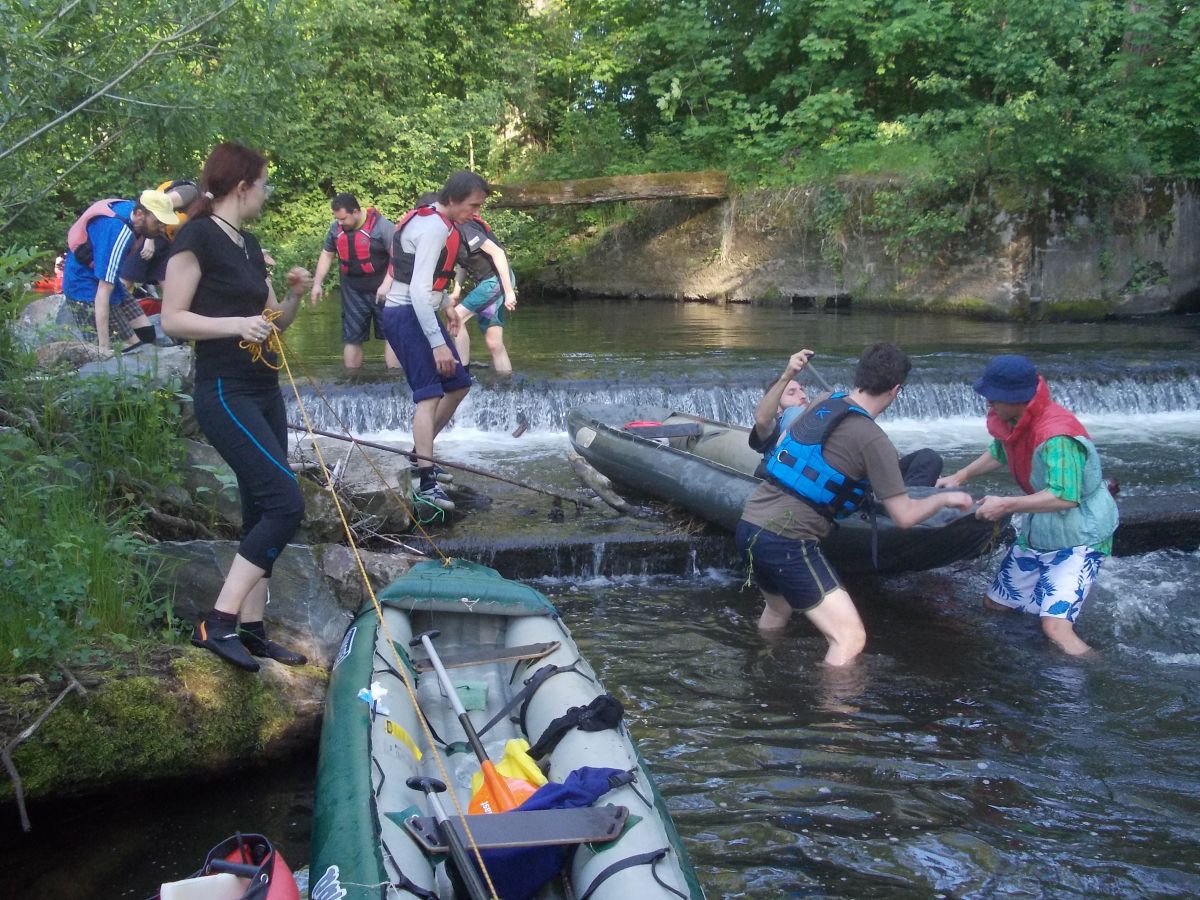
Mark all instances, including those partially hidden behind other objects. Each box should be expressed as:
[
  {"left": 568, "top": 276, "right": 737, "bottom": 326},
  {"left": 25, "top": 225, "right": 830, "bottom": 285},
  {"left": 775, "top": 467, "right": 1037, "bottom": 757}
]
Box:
[{"left": 3, "top": 299, "right": 1199, "bottom": 897}]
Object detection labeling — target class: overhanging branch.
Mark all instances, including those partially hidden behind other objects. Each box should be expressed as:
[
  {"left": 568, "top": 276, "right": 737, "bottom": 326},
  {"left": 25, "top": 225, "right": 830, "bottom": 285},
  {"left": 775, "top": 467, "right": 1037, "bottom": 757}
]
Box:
[{"left": 0, "top": 0, "right": 238, "bottom": 163}]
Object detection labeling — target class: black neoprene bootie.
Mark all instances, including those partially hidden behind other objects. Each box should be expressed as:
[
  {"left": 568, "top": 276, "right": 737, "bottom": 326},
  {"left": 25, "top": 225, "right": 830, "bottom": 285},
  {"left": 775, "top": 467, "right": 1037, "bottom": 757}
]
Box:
[
  {"left": 192, "top": 612, "right": 260, "bottom": 672},
  {"left": 239, "top": 622, "right": 307, "bottom": 666}
]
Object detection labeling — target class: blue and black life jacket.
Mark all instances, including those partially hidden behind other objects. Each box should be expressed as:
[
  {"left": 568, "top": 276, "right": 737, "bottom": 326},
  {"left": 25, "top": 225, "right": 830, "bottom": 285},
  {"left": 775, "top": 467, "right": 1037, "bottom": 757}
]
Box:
[{"left": 763, "top": 393, "right": 874, "bottom": 520}]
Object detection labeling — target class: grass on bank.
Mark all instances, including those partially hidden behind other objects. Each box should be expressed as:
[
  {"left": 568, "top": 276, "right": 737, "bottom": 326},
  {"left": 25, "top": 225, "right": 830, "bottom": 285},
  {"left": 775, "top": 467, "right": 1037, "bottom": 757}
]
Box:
[{"left": 0, "top": 310, "right": 185, "bottom": 677}]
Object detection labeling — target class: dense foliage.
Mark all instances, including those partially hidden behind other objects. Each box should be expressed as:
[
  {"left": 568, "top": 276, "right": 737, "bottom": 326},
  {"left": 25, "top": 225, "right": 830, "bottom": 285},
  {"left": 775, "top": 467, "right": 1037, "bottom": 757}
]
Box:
[
  {"left": 0, "top": 1, "right": 1194, "bottom": 675},
  {"left": 1, "top": 0, "right": 1195, "bottom": 276}
]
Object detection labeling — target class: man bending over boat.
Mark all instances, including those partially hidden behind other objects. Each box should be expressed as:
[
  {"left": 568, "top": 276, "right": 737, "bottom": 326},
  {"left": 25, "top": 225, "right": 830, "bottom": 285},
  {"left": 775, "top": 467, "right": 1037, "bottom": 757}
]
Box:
[
  {"left": 936, "top": 355, "right": 1118, "bottom": 656},
  {"left": 736, "top": 343, "right": 974, "bottom": 666}
]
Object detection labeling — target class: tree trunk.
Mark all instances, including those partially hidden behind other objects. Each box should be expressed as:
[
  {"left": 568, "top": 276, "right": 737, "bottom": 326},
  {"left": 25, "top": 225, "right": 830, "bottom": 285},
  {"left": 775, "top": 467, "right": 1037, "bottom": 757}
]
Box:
[{"left": 491, "top": 171, "right": 729, "bottom": 208}]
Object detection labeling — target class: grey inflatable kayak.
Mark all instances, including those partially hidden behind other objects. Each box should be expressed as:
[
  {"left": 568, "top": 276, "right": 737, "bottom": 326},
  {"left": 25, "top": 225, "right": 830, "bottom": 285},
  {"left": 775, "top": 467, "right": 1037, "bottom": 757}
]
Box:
[{"left": 567, "top": 403, "right": 1004, "bottom": 574}]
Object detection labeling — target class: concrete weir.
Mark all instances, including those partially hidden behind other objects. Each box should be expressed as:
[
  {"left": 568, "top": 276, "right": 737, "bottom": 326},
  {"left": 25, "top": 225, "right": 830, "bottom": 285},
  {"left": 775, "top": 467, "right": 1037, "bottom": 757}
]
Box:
[
  {"left": 405, "top": 491, "right": 1200, "bottom": 579},
  {"left": 1111, "top": 493, "right": 1200, "bottom": 556}
]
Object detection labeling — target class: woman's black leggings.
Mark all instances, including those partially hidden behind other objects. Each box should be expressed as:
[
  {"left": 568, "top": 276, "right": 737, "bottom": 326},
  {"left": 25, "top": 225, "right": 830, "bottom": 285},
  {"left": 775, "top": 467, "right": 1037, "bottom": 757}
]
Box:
[{"left": 192, "top": 377, "right": 304, "bottom": 576}]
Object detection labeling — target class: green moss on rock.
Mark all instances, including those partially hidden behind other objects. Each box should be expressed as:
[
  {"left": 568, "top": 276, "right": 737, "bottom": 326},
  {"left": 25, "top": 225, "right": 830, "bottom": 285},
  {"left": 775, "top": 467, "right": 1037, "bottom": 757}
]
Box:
[
  {"left": 2, "top": 650, "right": 308, "bottom": 800},
  {"left": 1037, "top": 298, "right": 1118, "bottom": 322}
]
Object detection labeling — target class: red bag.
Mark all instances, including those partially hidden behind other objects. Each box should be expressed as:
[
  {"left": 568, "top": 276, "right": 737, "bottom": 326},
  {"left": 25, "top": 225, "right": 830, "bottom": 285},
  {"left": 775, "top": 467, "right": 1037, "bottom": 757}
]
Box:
[{"left": 158, "top": 833, "right": 299, "bottom": 900}]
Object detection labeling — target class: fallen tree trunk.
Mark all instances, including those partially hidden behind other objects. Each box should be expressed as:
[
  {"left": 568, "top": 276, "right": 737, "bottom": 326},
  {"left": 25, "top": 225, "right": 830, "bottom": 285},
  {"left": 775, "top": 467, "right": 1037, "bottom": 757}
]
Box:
[{"left": 491, "top": 171, "right": 729, "bottom": 208}]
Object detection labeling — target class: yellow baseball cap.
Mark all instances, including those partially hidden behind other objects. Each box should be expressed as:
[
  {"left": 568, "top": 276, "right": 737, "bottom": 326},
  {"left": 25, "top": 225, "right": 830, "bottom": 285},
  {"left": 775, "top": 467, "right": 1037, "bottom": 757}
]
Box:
[{"left": 139, "top": 189, "right": 181, "bottom": 225}]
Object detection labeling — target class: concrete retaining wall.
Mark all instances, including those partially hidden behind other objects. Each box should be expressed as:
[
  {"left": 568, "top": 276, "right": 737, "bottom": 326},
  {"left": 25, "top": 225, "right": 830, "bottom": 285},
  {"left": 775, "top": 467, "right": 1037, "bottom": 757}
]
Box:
[{"left": 531, "top": 178, "right": 1200, "bottom": 319}]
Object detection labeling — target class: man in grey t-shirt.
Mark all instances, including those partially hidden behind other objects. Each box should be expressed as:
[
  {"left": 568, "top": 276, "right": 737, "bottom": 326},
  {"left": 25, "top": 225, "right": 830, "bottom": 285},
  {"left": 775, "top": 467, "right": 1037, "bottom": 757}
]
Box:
[
  {"left": 736, "top": 343, "right": 973, "bottom": 666},
  {"left": 310, "top": 193, "right": 398, "bottom": 369}
]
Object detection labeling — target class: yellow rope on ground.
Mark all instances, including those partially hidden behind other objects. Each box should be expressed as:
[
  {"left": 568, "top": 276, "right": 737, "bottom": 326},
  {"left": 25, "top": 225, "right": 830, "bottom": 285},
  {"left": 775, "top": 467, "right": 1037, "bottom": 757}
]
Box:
[{"left": 261, "top": 322, "right": 499, "bottom": 897}]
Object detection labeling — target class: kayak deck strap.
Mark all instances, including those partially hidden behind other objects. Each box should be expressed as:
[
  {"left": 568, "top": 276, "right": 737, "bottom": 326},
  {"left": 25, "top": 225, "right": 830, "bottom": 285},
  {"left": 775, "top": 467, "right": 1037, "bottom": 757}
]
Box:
[
  {"left": 622, "top": 423, "right": 703, "bottom": 440},
  {"left": 409, "top": 640, "right": 560, "bottom": 673},
  {"left": 402, "top": 805, "right": 628, "bottom": 852}
]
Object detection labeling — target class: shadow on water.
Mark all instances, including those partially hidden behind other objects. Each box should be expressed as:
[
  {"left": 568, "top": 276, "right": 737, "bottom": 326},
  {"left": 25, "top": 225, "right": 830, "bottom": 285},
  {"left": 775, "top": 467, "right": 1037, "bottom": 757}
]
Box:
[
  {"left": 0, "top": 756, "right": 315, "bottom": 898},
  {"left": 549, "top": 561, "right": 1200, "bottom": 898}
]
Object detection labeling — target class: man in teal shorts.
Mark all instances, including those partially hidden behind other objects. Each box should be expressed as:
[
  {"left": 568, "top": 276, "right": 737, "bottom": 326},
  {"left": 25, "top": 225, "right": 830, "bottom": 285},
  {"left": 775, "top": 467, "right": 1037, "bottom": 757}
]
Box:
[{"left": 450, "top": 212, "right": 517, "bottom": 375}]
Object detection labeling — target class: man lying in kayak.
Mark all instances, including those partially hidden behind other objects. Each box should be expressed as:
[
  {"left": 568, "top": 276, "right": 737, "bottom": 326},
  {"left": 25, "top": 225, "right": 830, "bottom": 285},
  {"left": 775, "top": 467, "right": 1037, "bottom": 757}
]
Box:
[
  {"left": 751, "top": 354, "right": 944, "bottom": 487},
  {"left": 736, "top": 343, "right": 974, "bottom": 666}
]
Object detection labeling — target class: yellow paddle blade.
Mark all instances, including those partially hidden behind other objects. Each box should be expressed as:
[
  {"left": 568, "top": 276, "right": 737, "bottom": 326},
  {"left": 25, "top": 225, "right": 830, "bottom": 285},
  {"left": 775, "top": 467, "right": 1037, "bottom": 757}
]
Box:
[{"left": 469, "top": 738, "right": 547, "bottom": 796}]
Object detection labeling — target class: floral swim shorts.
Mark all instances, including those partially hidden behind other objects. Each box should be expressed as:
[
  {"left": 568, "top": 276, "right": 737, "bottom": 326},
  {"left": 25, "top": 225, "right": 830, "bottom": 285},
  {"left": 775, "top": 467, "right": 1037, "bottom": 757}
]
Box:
[{"left": 987, "top": 543, "right": 1106, "bottom": 622}]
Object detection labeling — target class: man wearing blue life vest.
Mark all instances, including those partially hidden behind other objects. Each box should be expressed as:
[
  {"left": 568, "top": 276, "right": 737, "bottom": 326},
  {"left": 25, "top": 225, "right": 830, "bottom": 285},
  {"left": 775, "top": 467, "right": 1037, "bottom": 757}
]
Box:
[
  {"left": 936, "top": 355, "right": 1119, "bottom": 656},
  {"left": 63, "top": 189, "right": 179, "bottom": 355},
  {"left": 377, "top": 171, "right": 488, "bottom": 512},
  {"left": 750, "top": 361, "right": 945, "bottom": 487},
  {"left": 309, "top": 193, "right": 399, "bottom": 369},
  {"left": 736, "top": 343, "right": 974, "bottom": 666}
]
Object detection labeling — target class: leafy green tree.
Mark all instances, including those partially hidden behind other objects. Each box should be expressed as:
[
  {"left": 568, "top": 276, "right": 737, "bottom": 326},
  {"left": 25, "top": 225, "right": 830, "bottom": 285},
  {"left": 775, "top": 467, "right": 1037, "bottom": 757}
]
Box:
[{"left": 0, "top": 0, "right": 309, "bottom": 255}]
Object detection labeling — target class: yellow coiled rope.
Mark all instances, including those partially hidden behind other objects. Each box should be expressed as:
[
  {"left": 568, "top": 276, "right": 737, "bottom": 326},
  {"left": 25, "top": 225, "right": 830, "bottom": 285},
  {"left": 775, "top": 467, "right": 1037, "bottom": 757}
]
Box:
[{"left": 238, "top": 307, "right": 285, "bottom": 370}]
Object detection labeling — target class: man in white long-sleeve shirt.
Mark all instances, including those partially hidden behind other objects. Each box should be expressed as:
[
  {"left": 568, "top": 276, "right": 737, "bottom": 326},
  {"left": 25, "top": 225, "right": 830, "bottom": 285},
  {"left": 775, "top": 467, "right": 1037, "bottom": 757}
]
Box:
[{"left": 378, "top": 171, "right": 488, "bottom": 511}]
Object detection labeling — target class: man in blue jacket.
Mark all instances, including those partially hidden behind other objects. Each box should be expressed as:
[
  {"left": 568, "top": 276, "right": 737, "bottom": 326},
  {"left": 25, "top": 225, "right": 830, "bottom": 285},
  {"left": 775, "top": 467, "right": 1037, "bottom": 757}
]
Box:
[{"left": 63, "top": 189, "right": 178, "bottom": 354}]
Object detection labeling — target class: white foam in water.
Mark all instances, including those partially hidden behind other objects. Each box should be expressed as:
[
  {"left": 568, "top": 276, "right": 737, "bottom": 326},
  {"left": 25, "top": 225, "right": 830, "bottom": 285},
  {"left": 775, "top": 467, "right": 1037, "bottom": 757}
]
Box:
[
  {"left": 1094, "top": 550, "right": 1200, "bottom": 665},
  {"left": 879, "top": 410, "right": 1200, "bottom": 455},
  {"left": 365, "top": 426, "right": 570, "bottom": 465}
]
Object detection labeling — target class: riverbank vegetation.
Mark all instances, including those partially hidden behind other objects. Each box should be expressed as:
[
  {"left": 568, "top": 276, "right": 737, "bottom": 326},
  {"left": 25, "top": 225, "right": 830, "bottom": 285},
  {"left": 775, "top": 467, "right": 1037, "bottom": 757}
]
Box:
[
  {"left": 0, "top": 324, "right": 185, "bottom": 676},
  {"left": 0, "top": 0, "right": 1196, "bottom": 279},
  {"left": 0, "top": 0, "right": 1195, "bottom": 675}
]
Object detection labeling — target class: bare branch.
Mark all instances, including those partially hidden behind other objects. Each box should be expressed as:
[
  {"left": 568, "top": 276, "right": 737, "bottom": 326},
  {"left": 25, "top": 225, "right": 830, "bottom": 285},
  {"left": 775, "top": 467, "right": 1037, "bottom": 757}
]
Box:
[
  {"left": 35, "top": 0, "right": 85, "bottom": 40},
  {"left": 0, "top": 0, "right": 239, "bottom": 163},
  {"left": 2, "top": 671, "right": 87, "bottom": 832}
]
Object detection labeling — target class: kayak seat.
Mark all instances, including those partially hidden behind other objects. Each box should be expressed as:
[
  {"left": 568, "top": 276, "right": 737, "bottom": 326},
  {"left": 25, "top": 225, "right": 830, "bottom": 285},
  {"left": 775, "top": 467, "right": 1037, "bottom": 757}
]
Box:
[
  {"left": 402, "top": 805, "right": 630, "bottom": 852},
  {"left": 689, "top": 427, "right": 762, "bottom": 475},
  {"left": 621, "top": 422, "right": 703, "bottom": 444}
]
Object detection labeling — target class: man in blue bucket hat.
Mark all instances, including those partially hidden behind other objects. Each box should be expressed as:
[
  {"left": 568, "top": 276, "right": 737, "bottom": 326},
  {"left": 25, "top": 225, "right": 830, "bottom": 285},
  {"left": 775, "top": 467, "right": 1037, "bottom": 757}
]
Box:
[{"left": 937, "top": 355, "right": 1119, "bottom": 655}]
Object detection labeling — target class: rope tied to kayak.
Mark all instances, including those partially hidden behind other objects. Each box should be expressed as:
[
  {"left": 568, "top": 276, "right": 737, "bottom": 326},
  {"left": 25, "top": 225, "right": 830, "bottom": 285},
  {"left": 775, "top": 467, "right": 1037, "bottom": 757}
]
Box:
[{"left": 267, "top": 328, "right": 504, "bottom": 898}]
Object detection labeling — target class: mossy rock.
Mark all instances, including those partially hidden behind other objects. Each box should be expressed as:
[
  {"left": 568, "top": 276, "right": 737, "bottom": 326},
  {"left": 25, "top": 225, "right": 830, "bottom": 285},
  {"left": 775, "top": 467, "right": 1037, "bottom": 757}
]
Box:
[
  {"left": 1, "top": 649, "right": 322, "bottom": 801},
  {"left": 1036, "top": 298, "right": 1119, "bottom": 322}
]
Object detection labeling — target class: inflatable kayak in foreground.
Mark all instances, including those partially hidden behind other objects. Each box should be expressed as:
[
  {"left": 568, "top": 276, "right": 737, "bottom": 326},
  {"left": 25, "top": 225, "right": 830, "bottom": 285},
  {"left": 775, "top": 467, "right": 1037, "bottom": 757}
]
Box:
[
  {"left": 567, "top": 403, "right": 1005, "bottom": 575},
  {"left": 311, "top": 559, "right": 704, "bottom": 900}
]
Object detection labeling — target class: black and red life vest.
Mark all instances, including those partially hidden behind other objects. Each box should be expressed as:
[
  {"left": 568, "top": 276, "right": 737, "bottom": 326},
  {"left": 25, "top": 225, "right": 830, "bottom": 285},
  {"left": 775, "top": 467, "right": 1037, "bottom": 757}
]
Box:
[
  {"left": 334, "top": 207, "right": 388, "bottom": 286},
  {"left": 457, "top": 214, "right": 501, "bottom": 283},
  {"left": 390, "top": 206, "right": 461, "bottom": 291}
]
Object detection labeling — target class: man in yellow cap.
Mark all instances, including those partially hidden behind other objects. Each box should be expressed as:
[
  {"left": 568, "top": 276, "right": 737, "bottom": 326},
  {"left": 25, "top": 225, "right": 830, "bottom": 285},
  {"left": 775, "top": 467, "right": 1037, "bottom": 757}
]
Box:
[
  {"left": 63, "top": 189, "right": 178, "bottom": 354},
  {"left": 121, "top": 179, "right": 199, "bottom": 290}
]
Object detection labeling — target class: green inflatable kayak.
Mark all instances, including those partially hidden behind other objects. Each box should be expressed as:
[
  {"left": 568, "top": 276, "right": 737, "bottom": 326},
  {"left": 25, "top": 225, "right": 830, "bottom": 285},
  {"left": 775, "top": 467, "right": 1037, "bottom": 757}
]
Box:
[{"left": 311, "top": 559, "right": 704, "bottom": 899}]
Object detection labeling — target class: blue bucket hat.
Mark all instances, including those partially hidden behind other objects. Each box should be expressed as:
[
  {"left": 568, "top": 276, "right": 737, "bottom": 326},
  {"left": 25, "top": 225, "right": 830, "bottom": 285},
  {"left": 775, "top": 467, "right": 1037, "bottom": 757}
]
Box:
[{"left": 974, "top": 354, "right": 1038, "bottom": 403}]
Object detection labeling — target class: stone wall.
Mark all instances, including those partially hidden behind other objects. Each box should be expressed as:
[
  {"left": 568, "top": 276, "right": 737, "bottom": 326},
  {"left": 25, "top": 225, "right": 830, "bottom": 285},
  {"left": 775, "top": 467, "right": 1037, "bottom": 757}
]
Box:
[{"left": 531, "top": 178, "right": 1200, "bottom": 318}]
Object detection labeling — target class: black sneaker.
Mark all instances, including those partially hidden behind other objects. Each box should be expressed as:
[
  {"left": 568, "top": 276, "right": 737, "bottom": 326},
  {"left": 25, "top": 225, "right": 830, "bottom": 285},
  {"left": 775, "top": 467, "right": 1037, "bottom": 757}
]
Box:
[
  {"left": 239, "top": 630, "right": 308, "bottom": 666},
  {"left": 414, "top": 482, "right": 455, "bottom": 511},
  {"left": 408, "top": 456, "right": 453, "bottom": 484},
  {"left": 192, "top": 620, "right": 260, "bottom": 672}
]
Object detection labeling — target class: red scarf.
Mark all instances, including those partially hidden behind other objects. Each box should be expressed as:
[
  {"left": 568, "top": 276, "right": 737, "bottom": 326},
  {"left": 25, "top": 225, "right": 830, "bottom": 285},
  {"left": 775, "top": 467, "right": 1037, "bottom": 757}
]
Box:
[{"left": 985, "top": 376, "right": 1088, "bottom": 494}]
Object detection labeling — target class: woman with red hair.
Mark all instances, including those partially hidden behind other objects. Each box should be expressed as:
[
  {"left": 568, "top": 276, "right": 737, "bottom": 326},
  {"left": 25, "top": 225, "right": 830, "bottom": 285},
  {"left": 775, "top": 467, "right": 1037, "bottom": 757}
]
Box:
[{"left": 163, "top": 142, "right": 311, "bottom": 672}]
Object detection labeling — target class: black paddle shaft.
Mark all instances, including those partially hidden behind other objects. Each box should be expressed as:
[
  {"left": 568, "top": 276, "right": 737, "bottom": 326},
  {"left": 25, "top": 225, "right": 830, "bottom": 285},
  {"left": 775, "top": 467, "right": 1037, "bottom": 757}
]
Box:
[
  {"left": 805, "top": 362, "right": 834, "bottom": 393},
  {"left": 406, "top": 776, "right": 491, "bottom": 900}
]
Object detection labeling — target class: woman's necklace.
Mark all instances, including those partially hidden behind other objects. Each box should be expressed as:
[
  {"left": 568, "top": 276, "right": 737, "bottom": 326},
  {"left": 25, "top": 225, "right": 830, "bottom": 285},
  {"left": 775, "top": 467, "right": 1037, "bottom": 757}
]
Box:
[{"left": 211, "top": 213, "right": 248, "bottom": 258}]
